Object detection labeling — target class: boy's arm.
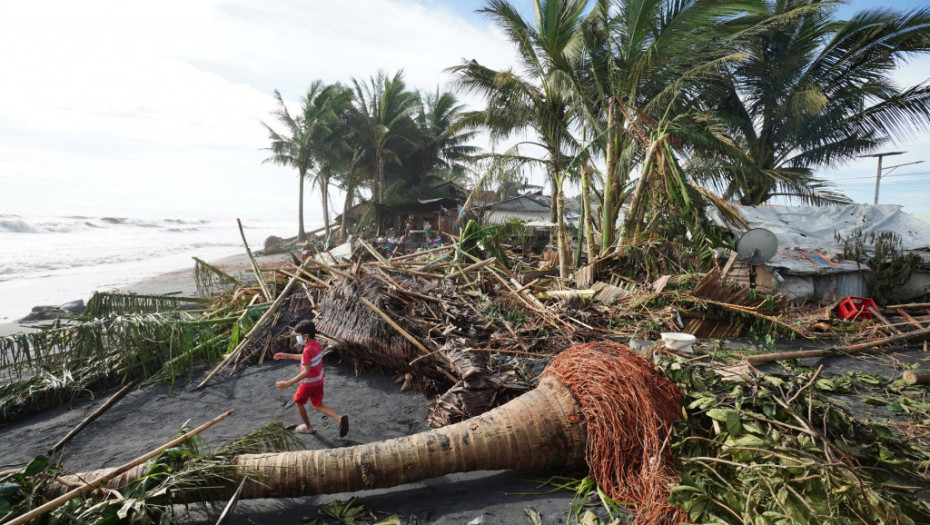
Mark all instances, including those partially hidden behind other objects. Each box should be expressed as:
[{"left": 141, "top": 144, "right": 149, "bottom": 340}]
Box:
[
  {"left": 272, "top": 352, "right": 302, "bottom": 361},
  {"left": 276, "top": 366, "right": 310, "bottom": 389}
]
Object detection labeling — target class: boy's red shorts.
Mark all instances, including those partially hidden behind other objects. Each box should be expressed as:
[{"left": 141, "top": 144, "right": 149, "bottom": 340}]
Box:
[{"left": 294, "top": 381, "right": 324, "bottom": 407}]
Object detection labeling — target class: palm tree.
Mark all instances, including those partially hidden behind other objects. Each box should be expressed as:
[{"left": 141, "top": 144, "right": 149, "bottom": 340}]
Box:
[
  {"left": 697, "top": 1, "right": 930, "bottom": 205},
  {"left": 448, "top": 0, "right": 586, "bottom": 225},
  {"left": 409, "top": 90, "right": 479, "bottom": 191},
  {"left": 350, "top": 71, "right": 421, "bottom": 206},
  {"left": 262, "top": 89, "right": 315, "bottom": 242},
  {"left": 262, "top": 83, "right": 350, "bottom": 242},
  {"left": 568, "top": 0, "right": 758, "bottom": 253},
  {"left": 306, "top": 83, "right": 354, "bottom": 239}
]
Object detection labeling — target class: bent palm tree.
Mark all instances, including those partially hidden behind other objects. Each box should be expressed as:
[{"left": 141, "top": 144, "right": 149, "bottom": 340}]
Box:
[
  {"left": 53, "top": 343, "right": 684, "bottom": 525},
  {"left": 449, "top": 0, "right": 585, "bottom": 224}
]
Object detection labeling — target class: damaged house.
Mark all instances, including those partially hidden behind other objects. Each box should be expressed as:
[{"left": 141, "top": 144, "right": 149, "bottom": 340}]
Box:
[{"left": 711, "top": 204, "right": 930, "bottom": 304}]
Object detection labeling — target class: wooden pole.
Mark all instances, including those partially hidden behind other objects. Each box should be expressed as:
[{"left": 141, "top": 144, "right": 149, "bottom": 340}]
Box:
[
  {"left": 6, "top": 410, "right": 235, "bottom": 525},
  {"left": 447, "top": 257, "right": 497, "bottom": 280},
  {"left": 744, "top": 325, "right": 930, "bottom": 365},
  {"left": 237, "top": 218, "right": 274, "bottom": 301},
  {"left": 49, "top": 383, "right": 135, "bottom": 454}
]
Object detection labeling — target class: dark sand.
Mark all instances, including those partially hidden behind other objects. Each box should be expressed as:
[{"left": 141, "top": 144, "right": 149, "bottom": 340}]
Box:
[{"left": 0, "top": 253, "right": 590, "bottom": 525}]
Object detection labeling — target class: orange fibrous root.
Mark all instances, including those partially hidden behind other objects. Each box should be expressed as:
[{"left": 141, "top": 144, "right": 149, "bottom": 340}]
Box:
[{"left": 543, "top": 341, "right": 686, "bottom": 525}]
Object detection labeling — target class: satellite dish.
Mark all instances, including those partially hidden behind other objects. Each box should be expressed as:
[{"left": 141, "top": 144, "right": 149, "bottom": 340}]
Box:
[{"left": 736, "top": 228, "right": 777, "bottom": 265}]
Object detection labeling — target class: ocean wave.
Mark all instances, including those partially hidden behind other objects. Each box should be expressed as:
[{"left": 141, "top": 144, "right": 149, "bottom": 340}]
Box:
[{"left": 0, "top": 219, "right": 38, "bottom": 233}]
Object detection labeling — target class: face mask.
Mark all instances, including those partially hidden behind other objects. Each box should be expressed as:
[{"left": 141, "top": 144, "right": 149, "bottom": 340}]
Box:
[{"left": 296, "top": 335, "right": 306, "bottom": 345}]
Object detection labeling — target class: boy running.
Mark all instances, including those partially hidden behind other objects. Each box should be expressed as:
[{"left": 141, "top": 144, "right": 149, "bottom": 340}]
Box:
[{"left": 274, "top": 319, "right": 349, "bottom": 437}]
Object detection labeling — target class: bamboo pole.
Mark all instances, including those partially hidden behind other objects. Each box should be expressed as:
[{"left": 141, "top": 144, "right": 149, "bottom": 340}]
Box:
[
  {"left": 744, "top": 325, "right": 930, "bottom": 365},
  {"left": 49, "top": 382, "right": 135, "bottom": 454},
  {"left": 389, "top": 244, "right": 453, "bottom": 262},
  {"left": 447, "top": 257, "right": 497, "bottom": 280},
  {"left": 357, "top": 237, "right": 390, "bottom": 266},
  {"left": 197, "top": 258, "right": 311, "bottom": 389},
  {"left": 6, "top": 410, "right": 235, "bottom": 525},
  {"left": 237, "top": 218, "right": 273, "bottom": 301}
]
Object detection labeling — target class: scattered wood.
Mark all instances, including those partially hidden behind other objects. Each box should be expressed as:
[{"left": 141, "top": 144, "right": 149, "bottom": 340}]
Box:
[
  {"left": 902, "top": 369, "right": 930, "bottom": 384},
  {"left": 744, "top": 325, "right": 930, "bottom": 364}
]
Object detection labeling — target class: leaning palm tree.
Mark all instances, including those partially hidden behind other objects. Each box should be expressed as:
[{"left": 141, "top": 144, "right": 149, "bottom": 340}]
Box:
[
  {"left": 696, "top": 0, "right": 930, "bottom": 205},
  {"left": 448, "top": 0, "right": 586, "bottom": 225}
]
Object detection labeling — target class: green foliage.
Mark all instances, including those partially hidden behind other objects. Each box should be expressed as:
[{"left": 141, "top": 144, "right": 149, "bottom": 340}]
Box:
[
  {"left": 456, "top": 219, "right": 523, "bottom": 265},
  {"left": 663, "top": 356, "right": 930, "bottom": 524},
  {"left": 837, "top": 228, "right": 921, "bottom": 306},
  {"left": 0, "top": 309, "right": 243, "bottom": 423},
  {"left": 86, "top": 292, "right": 208, "bottom": 317},
  {"left": 0, "top": 422, "right": 300, "bottom": 525}
]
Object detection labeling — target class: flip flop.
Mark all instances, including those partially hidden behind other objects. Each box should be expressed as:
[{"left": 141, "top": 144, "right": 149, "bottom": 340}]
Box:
[
  {"left": 339, "top": 416, "right": 349, "bottom": 438},
  {"left": 295, "top": 424, "right": 316, "bottom": 434}
]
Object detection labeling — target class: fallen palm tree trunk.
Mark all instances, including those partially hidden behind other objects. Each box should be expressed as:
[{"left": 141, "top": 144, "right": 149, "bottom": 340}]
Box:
[{"left": 50, "top": 343, "right": 684, "bottom": 525}]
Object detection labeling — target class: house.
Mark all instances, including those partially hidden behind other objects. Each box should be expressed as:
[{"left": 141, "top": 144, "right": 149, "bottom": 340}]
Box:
[
  {"left": 333, "top": 182, "right": 467, "bottom": 238},
  {"left": 709, "top": 203, "right": 930, "bottom": 304}
]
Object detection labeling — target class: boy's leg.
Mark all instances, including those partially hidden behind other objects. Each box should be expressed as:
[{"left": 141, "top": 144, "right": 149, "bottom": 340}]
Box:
[
  {"left": 313, "top": 404, "right": 349, "bottom": 437},
  {"left": 296, "top": 402, "right": 314, "bottom": 432}
]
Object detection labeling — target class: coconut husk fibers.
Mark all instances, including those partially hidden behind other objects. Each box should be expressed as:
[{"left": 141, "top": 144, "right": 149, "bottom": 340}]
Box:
[{"left": 544, "top": 341, "right": 685, "bottom": 525}]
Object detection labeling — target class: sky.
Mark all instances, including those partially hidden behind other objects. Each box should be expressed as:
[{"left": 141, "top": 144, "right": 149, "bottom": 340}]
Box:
[{"left": 1, "top": 0, "right": 929, "bottom": 222}]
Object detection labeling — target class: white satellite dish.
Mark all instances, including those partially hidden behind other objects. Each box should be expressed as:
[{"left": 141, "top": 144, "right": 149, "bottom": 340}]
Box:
[{"left": 736, "top": 228, "right": 777, "bottom": 265}]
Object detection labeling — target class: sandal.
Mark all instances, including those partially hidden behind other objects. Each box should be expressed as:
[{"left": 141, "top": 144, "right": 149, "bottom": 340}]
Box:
[
  {"left": 295, "top": 424, "right": 316, "bottom": 434},
  {"left": 339, "top": 416, "right": 349, "bottom": 437}
]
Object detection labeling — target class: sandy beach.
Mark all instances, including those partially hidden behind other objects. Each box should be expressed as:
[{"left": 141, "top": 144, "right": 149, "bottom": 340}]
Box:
[{"left": 0, "top": 253, "right": 589, "bottom": 524}]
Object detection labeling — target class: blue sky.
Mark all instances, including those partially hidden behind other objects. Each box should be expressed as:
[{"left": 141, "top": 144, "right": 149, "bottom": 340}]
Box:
[{"left": 1, "top": 0, "right": 928, "bottom": 220}]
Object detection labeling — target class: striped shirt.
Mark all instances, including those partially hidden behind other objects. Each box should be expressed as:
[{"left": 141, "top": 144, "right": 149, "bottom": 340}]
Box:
[{"left": 301, "top": 340, "right": 325, "bottom": 384}]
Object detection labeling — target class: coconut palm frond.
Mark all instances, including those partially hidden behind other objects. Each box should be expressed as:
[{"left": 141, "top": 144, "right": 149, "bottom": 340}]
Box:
[
  {"left": 0, "top": 313, "right": 236, "bottom": 423},
  {"left": 85, "top": 292, "right": 208, "bottom": 317}
]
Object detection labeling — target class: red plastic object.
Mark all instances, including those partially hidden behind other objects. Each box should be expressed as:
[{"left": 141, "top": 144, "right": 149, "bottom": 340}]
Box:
[{"left": 834, "top": 297, "right": 878, "bottom": 320}]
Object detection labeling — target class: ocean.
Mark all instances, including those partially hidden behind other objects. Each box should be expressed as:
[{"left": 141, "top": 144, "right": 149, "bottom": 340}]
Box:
[{"left": 0, "top": 207, "right": 311, "bottom": 322}]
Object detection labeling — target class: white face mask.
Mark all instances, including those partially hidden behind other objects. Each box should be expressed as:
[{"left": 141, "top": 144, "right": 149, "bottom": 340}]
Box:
[{"left": 296, "top": 335, "right": 306, "bottom": 345}]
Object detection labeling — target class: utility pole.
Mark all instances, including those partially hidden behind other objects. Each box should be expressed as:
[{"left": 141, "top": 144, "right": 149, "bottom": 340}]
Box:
[{"left": 861, "top": 151, "right": 904, "bottom": 204}]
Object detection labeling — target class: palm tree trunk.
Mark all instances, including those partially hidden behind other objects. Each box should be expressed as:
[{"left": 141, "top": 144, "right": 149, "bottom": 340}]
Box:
[
  {"left": 320, "top": 168, "right": 331, "bottom": 240},
  {"left": 600, "top": 98, "right": 617, "bottom": 254},
  {"left": 581, "top": 164, "right": 595, "bottom": 264},
  {"left": 51, "top": 377, "right": 587, "bottom": 500},
  {"left": 376, "top": 148, "right": 385, "bottom": 235},
  {"left": 555, "top": 173, "right": 568, "bottom": 278},
  {"left": 298, "top": 169, "right": 307, "bottom": 242},
  {"left": 341, "top": 181, "right": 356, "bottom": 237}
]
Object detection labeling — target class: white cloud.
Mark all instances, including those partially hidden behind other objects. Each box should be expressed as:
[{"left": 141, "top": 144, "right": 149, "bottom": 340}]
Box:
[{"left": 0, "top": 0, "right": 517, "bottom": 216}]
